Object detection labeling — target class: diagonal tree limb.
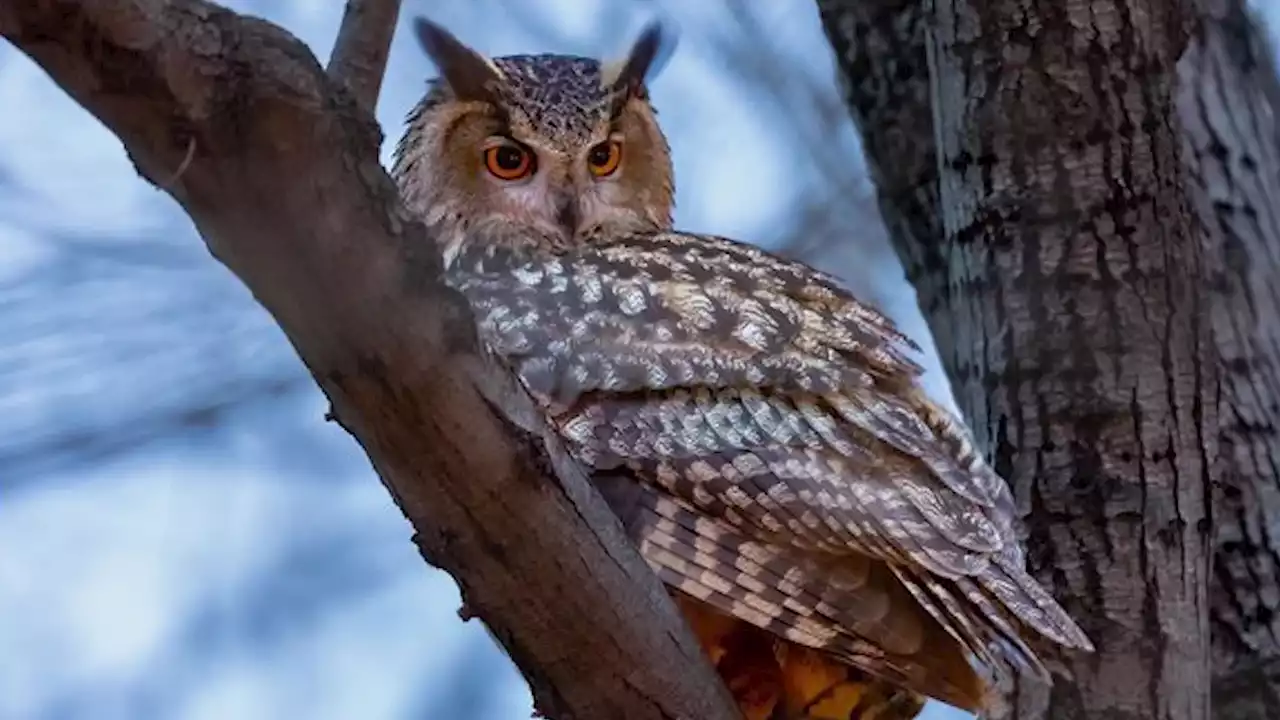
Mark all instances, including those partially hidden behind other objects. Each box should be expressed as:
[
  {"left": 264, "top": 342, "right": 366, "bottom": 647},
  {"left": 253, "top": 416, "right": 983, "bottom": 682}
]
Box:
[
  {"left": 0, "top": 2, "right": 738, "bottom": 719},
  {"left": 327, "top": 0, "right": 401, "bottom": 112}
]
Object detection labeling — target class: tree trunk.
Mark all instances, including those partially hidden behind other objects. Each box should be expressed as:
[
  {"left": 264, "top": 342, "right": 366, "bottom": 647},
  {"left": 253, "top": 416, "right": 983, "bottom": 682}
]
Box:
[
  {"left": 818, "top": 0, "right": 1280, "bottom": 716},
  {"left": 820, "top": 0, "right": 1219, "bottom": 717},
  {"left": 927, "top": 3, "right": 1214, "bottom": 718},
  {"left": 1182, "top": 4, "right": 1280, "bottom": 717}
]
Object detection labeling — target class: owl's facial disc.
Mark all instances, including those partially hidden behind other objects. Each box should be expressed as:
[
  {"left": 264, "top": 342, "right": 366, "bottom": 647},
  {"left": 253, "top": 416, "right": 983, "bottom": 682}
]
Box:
[
  {"left": 479, "top": 127, "right": 630, "bottom": 241},
  {"left": 397, "top": 18, "right": 677, "bottom": 247}
]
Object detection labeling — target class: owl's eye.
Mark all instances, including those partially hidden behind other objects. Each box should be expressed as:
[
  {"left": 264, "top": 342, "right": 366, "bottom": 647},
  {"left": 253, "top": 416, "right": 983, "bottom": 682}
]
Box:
[
  {"left": 587, "top": 141, "right": 622, "bottom": 177},
  {"left": 484, "top": 143, "right": 534, "bottom": 181}
]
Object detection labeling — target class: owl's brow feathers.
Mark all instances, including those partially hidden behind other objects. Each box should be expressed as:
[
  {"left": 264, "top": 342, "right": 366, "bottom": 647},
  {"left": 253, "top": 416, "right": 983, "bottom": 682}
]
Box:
[{"left": 410, "top": 18, "right": 672, "bottom": 146}]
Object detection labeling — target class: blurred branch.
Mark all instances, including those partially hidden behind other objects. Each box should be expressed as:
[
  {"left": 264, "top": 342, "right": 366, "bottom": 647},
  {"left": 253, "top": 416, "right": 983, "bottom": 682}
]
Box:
[
  {"left": 708, "top": 0, "right": 861, "bottom": 187},
  {"left": 0, "top": 262, "right": 299, "bottom": 484},
  {"left": 657, "top": 0, "right": 889, "bottom": 299},
  {"left": 0, "top": 2, "right": 737, "bottom": 719},
  {"left": 327, "top": 0, "right": 401, "bottom": 112},
  {"left": 1180, "top": 2, "right": 1280, "bottom": 711},
  {"left": 1, "top": 372, "right": 305, "bottom": 487}
]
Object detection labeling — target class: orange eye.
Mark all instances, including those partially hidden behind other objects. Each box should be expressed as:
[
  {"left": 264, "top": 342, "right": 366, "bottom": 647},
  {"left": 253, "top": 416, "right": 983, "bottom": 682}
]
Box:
[
  {"left": 587, "top": 140, "right": 622, "bottom": 177},
  {"left": 484, "top": 143, "right": 534, "bottom": 181}
]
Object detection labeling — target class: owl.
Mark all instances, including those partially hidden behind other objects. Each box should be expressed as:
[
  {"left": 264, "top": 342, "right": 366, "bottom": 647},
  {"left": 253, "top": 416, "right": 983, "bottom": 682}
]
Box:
[{"left": 392, "top": 17, "right": 1093, "bottom": 720}]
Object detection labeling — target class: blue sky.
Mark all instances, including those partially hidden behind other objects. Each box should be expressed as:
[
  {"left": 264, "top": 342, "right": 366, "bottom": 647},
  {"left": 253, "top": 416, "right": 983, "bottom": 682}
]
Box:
[{"left": 4, "top": 2, "right": 1275, "bottom": 719}]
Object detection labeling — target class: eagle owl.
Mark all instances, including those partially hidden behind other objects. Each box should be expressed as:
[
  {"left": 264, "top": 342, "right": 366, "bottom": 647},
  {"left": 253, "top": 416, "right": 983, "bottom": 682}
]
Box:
[{"left": 392, "top": 17, "right": 1092, "bottom": 720}]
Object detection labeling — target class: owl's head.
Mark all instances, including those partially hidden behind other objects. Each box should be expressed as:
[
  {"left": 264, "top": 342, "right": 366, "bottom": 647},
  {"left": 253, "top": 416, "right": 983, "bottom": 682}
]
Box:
[{"left": 394, "top": 18, "right": 677, "bottom": 261}]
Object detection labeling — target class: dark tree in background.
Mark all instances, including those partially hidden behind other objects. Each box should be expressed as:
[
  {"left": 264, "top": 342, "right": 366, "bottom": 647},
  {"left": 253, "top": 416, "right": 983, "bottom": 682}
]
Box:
[{"left": 819, "top": 0, "right": 1280, "bottom": 717}]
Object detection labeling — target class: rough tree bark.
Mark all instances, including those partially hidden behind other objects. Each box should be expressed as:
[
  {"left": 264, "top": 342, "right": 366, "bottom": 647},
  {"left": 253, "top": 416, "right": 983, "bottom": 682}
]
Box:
[
  {"left": 0, "top": 2, "right": 741, "bottom": 719},
  {"left": 819, "top": 0, "right": 1280, "bottom": 717},
  {"left": 926, "top": 4, "right": 1215, "bottom": 719},
  {"left": 1182, "top": 5, "right": 1280, "bottom": 716},
  {"left": 327, "top": 0, "right": 402, "bottom": 112}
]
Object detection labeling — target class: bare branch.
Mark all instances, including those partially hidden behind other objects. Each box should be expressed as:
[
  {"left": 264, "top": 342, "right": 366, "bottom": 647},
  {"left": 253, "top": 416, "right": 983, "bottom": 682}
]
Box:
[
  {"left": 327, "top": 0, "right": 401, "bottom": 111},
  {"left": 0, "top": 2, "right": 738, "bottom": 718}
]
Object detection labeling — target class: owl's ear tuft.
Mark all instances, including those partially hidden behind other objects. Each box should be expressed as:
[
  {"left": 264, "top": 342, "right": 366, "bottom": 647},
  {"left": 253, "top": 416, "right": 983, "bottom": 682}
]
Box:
[
  {"left": 602, "top": 20, "right": 678, "bottom": 101},
  {"left": 413, "top": 17, "right": 505, "bottom": 103}
]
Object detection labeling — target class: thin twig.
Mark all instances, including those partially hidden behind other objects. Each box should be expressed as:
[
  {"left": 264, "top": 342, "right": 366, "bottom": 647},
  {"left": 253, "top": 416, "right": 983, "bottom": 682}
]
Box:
[
  {"left": 327, "top": 0, "right": 402, "bottom": 112},
  {"left": 158, "top": 136, "right": 196, "bottom": 190}
]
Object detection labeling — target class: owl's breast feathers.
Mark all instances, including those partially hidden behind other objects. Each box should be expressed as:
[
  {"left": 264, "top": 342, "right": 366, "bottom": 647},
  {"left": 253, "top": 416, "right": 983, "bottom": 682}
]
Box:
[{"left": 446, "top": 229, "right": 1093, "bottom": 714}]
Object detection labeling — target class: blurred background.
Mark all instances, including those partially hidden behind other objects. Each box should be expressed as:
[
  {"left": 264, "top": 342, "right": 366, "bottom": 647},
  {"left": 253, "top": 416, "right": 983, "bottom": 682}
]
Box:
[{"left": 3, "top": 2, "right": 1276, "bottom": 719}]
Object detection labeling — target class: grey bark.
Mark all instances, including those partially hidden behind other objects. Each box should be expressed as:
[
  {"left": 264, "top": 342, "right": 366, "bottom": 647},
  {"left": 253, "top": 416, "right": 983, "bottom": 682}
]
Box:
[
  {"left": 0, "top": 3, "right": 742, "bottom": 719},
  {"left": 927, "top": 2, "right": 1214, "bottom": 718},
  {"left": 327, "top": 0, "right": 402, "bottom": 112},
  {"left": 819, "top": 0, "right": 1234, "bottom": 718},
  {"left": 1182, "top": 5, "right": 1280, "bottom": 717},
  {"left": 819, "top": 0, "right": 1280, "bottom": 716}
]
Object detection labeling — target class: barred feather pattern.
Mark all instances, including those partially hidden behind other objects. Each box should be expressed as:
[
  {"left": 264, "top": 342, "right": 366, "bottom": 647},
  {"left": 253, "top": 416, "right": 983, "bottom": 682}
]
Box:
[{"left": 446, "top": 228, "right": 1094, "bottom": 710}]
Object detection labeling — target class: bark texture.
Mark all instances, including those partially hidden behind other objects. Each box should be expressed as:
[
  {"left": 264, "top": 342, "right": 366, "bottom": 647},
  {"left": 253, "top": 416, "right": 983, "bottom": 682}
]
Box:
[
  {"left": 0, "top": 3, "right": 741, "bottom": 719},
  {"left": 1183, "top": 5, "right": 1280, "bottom": 716},
  {"left": 821, "top": 0, "right": 1217, "bottom": 717},
  {"left": 927, "top": 5, "right": 1214, "bottom": 719},
  {"left": 327, "top": 0, "right": 401, "bottom": 111},
  {"left": 815, "top": 0, "right": 942, "bottom": 300},
  {"left": 818, "top": 0, "right": 1280, "bottom": 716}
]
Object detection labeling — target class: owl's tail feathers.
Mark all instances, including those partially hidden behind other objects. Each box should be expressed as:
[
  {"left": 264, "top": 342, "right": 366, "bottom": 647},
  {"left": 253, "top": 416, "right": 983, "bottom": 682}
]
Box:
[
  {"left": 597, "top": 472, "right": 993, "bottom": 711},
  {"left": 981, "top": 555, "right": 1095, "bottom": 653},
  {"left": 654, "top": 557, "right": 987, "bottom": 712},
  {"left": 819, "top": 599, "right": 991, "bottom": 713},
  {"left": 898, "top": 389, "right": 1095, "bottom": 665},
  {"left": 623, "top": 510, "right": 990, "bottom": 709},
  {"left": 889, "top": 552, "right": 1094, "bottom": 704}
]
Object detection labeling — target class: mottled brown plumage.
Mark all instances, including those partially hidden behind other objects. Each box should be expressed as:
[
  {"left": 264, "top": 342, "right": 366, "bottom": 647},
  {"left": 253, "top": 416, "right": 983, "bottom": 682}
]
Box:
[{"left": 393, "top": 17, "right": 1093, "bottom": 718}]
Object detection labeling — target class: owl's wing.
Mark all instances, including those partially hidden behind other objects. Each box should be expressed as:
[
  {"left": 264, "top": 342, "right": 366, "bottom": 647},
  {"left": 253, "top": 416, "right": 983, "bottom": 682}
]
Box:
[
  {"left": 451, "top": 231, "right": 922, "bottom": 408},
  {"left": 449, "top": 231, "right": 1092, "bottom": 683}
]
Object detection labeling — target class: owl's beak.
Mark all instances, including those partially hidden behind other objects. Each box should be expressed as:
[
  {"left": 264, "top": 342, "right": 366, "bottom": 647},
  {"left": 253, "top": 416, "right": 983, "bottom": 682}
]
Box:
[{"left": 554, "top": 192, "right": 580, "bottom": 237}]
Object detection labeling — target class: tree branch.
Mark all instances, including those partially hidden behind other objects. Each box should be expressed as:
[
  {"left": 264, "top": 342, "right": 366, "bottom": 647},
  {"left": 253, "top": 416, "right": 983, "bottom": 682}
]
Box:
[
  {"left": 327, "top": 0, "right": 401, "bottom": 111},
  {"left": 0, "top": 2, "right": 738, "bottom": 719}
]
